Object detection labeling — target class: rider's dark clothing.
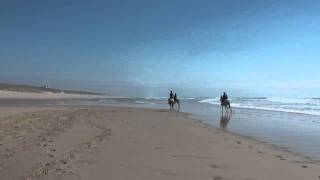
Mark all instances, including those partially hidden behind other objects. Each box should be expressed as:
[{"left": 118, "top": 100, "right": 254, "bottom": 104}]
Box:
[
  {"left": 221, "top": 93, "right": 228, "bottom": 103},
  {"left": 224, "top": 95, "right": 228, "bottom": 100},
  {"left": 170, "top": 91, "right": 174, "bottom": 99},
  {"left": 174, "top": 94, "right": 177, "bottom": 101},
  {"left": 222, "top": 93, "right": 228, "bottom": 102}
]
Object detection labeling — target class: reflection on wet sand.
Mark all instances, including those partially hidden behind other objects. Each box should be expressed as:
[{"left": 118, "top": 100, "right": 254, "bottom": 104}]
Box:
[{"left": 220, "top": 113, "right": 232, "bottom": 129}]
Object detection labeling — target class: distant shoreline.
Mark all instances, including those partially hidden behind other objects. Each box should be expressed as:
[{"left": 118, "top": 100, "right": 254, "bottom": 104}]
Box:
[
  {"left": 0, "top": 83, "right": 123, "bottom": 99},
  {"left": 0, "top": 83, "right": 105, "bottom": 95}
]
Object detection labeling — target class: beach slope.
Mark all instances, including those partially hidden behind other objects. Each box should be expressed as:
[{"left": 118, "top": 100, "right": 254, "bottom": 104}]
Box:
[{"left": 0, "top": 107, "right": 319, "bottom": 180}]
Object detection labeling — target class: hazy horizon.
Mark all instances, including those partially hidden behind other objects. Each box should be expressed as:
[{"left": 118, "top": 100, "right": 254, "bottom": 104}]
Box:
[{"left": 1, "top": 0, "right": 320, "bottom": 98}]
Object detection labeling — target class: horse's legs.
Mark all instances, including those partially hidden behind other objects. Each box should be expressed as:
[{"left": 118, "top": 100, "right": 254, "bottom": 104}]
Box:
[{"left": 228, "top": 103, "right": 232, "bottom": 113}]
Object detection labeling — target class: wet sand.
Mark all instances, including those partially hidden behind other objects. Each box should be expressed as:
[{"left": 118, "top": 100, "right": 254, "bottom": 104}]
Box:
[
  {"left": 1, "top": 106, "right": 320, "bottom": 180},
  {"left": 2, "top": 98, "right": 320, "bottom": 161}
]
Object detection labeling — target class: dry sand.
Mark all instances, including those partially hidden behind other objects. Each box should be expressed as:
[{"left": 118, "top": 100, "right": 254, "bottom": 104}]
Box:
[
  {"left": 0, "top": 90, "right": 121, "bottom": 99},
  {"left": 1, "top": 106, "right": 320, "bottom": 180}
]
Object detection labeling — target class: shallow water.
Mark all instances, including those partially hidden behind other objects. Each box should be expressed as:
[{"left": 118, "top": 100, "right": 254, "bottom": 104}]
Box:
[
  {"left": 200, "top": 97, "right": 320, "bottom": 116},
  {"left": 2, "top": 98, "right": 320, "bottom": 161}
]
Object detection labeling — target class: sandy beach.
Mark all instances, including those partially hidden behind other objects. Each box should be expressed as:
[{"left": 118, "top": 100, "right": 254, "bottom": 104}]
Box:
[
  {"left": 2, "top": 0, "right": 319, "bottom": 179},
  {"left": 1, "top": 106, "right": 320, "bottom": 180},
  {"left": 0, "top": 90, "right": 120, "bottom": 99}
]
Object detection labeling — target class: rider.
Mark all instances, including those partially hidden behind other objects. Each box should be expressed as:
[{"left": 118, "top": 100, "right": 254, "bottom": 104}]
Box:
[
  {"left": 169, "top": 90, "right": 174, "bottom": 99},
  {"left": 174, "top": 93, "right": 177, "bottom": 102},
  {"left": 222, "top": 92, "right": 228, "bottom": 102}
]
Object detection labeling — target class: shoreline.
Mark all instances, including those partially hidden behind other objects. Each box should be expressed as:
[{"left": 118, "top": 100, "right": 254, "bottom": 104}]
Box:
[
  {"left": 196, "top": 118, "right": 319, "bottom": 164},
  {"left": 1, "top": 106, "right": 320, "bottom": 179},
  {"left": 1, "top": 97, "right": 320, "bottom": 162}
]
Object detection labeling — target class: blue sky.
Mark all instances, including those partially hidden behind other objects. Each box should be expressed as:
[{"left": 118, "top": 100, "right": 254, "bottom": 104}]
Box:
[{"left": 1, "top": 0, "right": 320, "bottom": 97}]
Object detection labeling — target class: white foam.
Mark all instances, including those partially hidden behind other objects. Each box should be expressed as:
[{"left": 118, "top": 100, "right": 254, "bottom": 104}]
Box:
[
  {"left": 144, "top": 97, "right": 167, "bottom": 100},
  {"left": 233, "top": 104, "right": 320, "bottom": 116},
  {"left": 267, "top": 97, "right": 313, "bottom": 104},
  {"left": 199, "top": 97, "right": 220, "bottom": 104},
  {"left": 135, "top": 101, "right": 147, "bottom": 104},
  {"left": 199, "top": 97, "right": 320, "bottom": 116}
]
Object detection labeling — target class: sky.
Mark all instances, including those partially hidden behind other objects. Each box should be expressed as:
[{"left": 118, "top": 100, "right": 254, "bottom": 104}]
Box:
[{"left": 1, "top": 0, "right": 320, "bottom": 97}]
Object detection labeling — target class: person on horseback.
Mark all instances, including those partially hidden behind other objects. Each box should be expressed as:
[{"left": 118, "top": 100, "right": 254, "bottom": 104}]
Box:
[
  {"left": 169, "top": 90, "right": 174, "bottom": 99},
  {"left": 220, "top": 92, "right": 232, "bottom": 113},
  {"left": 174, "top": 93, "right": 177, "bottom": 102},
  {"left": 222, "top": 92, "right": 228, "bottom": 102}
]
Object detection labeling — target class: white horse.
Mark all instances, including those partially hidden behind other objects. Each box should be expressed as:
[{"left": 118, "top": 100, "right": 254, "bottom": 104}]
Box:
[{"left": 168, "top": 98, "right": 180, "bottom": 111}]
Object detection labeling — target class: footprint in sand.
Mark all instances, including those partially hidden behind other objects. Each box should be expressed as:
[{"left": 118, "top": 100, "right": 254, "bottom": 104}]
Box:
[
  {"left": 60, "top": 160, "right": 68, "bottom": 164},
  {"left": 0, "top": 164, "right": 8, "bottom": 171},
  {"left": 77, "top": 159, "right": 95, "bottom": 165},
  {"left": 209, "top": 164, "right": 219, "bottom": 169},
  {"left": 153, "top": 146, "right": 164, "bottom": 150},
  {"left": 257, "top": 150, "right": 264, "bottom": 154},
  {"left": 55, "top": 168, "right": 67, "bottom": 175},
  {"left": 48, "top": 153, "right": 55, "bottom": 158},
  {"left": 274, "top": 155, "right": 286, "bottom": 160},
  {"left": 212, "top": 176, "right": 222, "bottom": 180},
  {"left": 4, "top": 148, "right": 13, "bottom": 156}
]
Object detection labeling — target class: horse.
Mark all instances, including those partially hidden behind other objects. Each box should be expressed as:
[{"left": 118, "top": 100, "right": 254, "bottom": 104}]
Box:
[
  {"left": 220, "top": 98, "right": 232, "bottom": 113},
  {"left": 168, "top": 98, "right": 180, "bottom": 111}
]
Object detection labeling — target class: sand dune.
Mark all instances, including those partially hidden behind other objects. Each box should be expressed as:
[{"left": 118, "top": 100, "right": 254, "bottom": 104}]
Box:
[{"left": 0, "top": 90, "right": 120, "bottom": 99}]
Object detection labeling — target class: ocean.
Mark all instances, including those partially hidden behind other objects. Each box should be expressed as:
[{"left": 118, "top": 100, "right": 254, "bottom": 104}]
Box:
[{"left": 199, "top": 97, "right": 320, "bottom": 116}]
